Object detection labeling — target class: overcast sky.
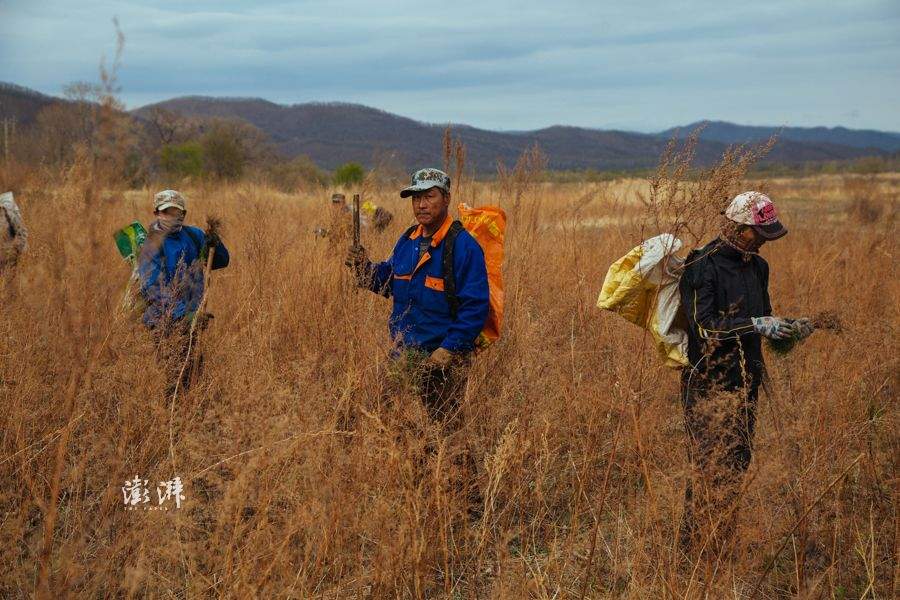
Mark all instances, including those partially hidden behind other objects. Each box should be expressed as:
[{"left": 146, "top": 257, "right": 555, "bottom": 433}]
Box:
[{"left": 2, "top": 0, "right": 898, "bottom": 132}]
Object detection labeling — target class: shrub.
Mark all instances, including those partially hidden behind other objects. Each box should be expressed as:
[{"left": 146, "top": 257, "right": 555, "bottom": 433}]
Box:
[
  {"left": 266, "top": 155, "right": 329, "bottom": 193},
  {"left": 843, "top": 175, "right": 883, "bottom": 223},
  {"left": 160, "top": 142, "right": 204, "bottom": 179},
  {"left": 199, "top": 119, "right": 274, "bottom": 181},
  {"left": 201, "top": 126, "right": 246, "bottom": 180},
  {"left": 333, "top": 162, "right": 365, "bottom": 186}
]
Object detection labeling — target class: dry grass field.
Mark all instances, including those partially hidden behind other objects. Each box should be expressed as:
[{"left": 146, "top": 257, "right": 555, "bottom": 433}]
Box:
[{"left": 0, "top": 154, "right": 897, "bottom": 598}]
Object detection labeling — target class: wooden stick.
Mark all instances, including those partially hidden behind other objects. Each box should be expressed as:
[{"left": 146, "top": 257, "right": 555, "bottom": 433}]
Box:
[
  {"left": 168, "top": 246, "right": 214, "bottom": 472},
  {"left": 188, "top": 247, "right": 215, "bottom": 388},
  {"left": 352, "top": 193, "right": 361, "bottom": 248}
]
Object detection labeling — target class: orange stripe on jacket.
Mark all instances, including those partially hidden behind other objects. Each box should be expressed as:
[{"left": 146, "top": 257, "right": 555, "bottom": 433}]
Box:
[
  {"left": 411, "top": 252, "right": 429, "bottom": 275},
  {"left": 409, "top": 215, "right": 454, "bottom": 276},
  {"left": 407, "top": 215, "right": 453, "bottom": 247},
  {"left": 424, "top": 276, "right": 445, "bottom": 291}
]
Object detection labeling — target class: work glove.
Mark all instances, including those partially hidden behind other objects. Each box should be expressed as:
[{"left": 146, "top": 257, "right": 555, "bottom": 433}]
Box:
[
  {"left": 428, "top": 347, "right": 454, "bottom": 368},
  {"left": 344, "top": 244, "right": 369, "bottom": 269},
  {"left": 792, "top": 317, "right": 815, "bottom": 341},
  {"left": 752, "top": 316, "right": 795, "bottom": 340},
  {"left": 205, "top": 230, "right": 221, "bottom": 250}
]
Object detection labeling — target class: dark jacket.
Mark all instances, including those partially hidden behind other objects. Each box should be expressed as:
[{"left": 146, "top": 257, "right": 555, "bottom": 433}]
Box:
[
  {"left": 679, "top": 238, "right": 772, "bottom": 390},
  {"left": 363, "top": 216, "right": 489, "bottom": 354},
  {"left": 137, "top": 225, "right": 229, "bottom": 328}
]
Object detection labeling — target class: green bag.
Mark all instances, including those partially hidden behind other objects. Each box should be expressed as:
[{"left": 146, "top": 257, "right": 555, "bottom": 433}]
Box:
[
  {"left": 113, "top": 221, "right": 148, "bottom": 313},
  {"left": 113, "top": 221, "right": 147, "bottom": 266}
]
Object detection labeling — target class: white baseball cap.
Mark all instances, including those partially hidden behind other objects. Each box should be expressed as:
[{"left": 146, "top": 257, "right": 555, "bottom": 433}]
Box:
[{"left": 724, "top": 191, "right": 787, "bottom": 240}]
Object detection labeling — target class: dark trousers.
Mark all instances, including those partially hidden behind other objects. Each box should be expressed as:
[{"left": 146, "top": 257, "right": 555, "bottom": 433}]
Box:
[
  {"left": 397, "top": 351, "right": 481, "bottom": 516},
  {"left": 418, "top": 359, "right": 470, "bottom": 432},
  {"left": 389, "top": 349, "right": 471, "bottom": 429},
  {"left": 679, "top": 369, "right": 759, "bottom": 551},
  {"left": 153, "top": 318, "right": 204, "bottom": 395}
]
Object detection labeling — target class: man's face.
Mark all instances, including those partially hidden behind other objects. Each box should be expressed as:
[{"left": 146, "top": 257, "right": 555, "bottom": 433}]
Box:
[
  {"left": 736, "top": 226, "right": 766, "bottom": 252},
  {"left": 411, "top": 187, "right": 449, "bottom": 229}
]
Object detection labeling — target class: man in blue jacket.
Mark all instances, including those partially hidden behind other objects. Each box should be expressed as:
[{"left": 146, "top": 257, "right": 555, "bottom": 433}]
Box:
[
  {"left": 138, "top": 190, "right": 230, "bottom": 389},
  {"left": 346, "top": 168, "right": 489, "bottom": 427}
]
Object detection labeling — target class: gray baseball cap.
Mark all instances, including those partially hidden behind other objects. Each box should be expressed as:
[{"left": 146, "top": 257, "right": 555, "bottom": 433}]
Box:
[{"left": 399, "top": 168, "right": 451, "bottom": 198}]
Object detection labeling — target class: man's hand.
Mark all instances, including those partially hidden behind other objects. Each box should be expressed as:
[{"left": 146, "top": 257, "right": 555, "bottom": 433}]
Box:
[
  {"left": 428, "top": 347, "right": 454, "bottom": 368},
  {"left": 752, "top": 316, "right": 795, "bottom": 340},
  {"left": 205, "top": 230, "right": 221, "bottom": 250},
  {"left": 792, "top": 317, "right": 815, "bottom": 340},
  {"left": 345, "top": 244, "right": 369, "bottom": 269}
]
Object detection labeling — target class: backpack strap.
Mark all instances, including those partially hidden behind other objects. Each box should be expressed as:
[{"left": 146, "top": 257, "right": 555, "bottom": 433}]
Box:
[
  {"left": 184, "top": 227, "right": 204, "bottom": 259},
  {"left": 441, "top": 220, "right": 464, "bottom": 319},
  {"left": 157, "top": 235, "right": 168, "bottom": 277}
]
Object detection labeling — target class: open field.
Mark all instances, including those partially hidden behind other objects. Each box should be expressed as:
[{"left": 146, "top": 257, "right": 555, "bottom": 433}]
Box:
[{"left": 1, "top": 167, "right": 897, "bottom": 598}]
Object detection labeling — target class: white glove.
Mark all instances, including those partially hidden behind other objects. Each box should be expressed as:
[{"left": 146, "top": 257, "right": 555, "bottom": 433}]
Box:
[{"left": 752, "top": 316, "right": 795, "bottom": 340}]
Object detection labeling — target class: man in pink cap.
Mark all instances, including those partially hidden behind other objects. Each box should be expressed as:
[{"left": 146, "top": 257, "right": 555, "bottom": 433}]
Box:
[{"left": 677, "top": 191, "right": 813, "bottom": 551}]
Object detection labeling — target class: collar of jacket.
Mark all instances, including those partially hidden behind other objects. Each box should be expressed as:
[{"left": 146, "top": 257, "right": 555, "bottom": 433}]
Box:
[
  {"left": 407, "top": 214, "right": 453, "bottom": 247},
  {"left": 715, "top": 237, "right": 756, "bottom": 261}
]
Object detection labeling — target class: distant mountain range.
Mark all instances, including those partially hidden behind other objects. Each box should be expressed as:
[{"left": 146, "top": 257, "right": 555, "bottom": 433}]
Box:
[
  {"left": 2, "top": 82, "right": 897, "bottom": 172},
  {"left": 659, "top": 121, "right": 900, "bottom": 153}
]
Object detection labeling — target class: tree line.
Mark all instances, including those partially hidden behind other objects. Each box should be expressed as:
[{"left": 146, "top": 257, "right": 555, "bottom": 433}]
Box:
[{"left": 2, "top": 81, "right": 371, "bottom": 192}]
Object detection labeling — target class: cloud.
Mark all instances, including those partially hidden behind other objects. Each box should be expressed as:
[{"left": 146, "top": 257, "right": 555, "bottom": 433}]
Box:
[{"left": 1, "top": 0, "right": 898, "bottom": 131}]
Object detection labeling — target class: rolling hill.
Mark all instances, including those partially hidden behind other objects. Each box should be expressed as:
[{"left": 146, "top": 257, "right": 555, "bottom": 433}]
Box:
[
  {"left": 0, "top": 82, "right": 67, "bottom": 125},
  {"left": 659, "top": 120, "right": 900, "bottom": 153},
  {"left": 135, "top": 96, "right": 888, "bottom": 172},
  {"left": 2, "top": 82, "right": 894, "bottom": 172},
  {"left": 133, "top": 96, "right": 691, "bottom": 171}
]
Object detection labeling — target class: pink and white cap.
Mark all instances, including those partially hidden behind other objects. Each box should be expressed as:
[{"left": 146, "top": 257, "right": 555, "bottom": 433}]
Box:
[{"left": 724, "top": 191, "right": 787, "bottom": 240}]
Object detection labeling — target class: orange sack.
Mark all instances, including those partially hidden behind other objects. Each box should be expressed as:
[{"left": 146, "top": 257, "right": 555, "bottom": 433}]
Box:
[{"left": 458, "top": 203, "right": 506, "bottom": 348}]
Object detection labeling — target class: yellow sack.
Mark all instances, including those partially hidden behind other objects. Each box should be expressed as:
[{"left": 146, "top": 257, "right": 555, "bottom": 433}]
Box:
[
  {"left": 361, "top": 200, "right": 393, "bottom": 231},
  {"left": 597, "top": 234, "right": 688, "bottom": 368},
  {"left": 361, "top": 200, "right": 378, "bottom": 218},
  {"left": 459, "top": 203, "right": 505, "bottom": 348}
]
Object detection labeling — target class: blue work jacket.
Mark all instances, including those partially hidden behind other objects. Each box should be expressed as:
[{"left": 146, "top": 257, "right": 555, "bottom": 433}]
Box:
[
  {"left": 366, "top": 216, "right": 489, "bottom": 353},
  {"left": 137, "top": 226, "right": 229, "bottom": 328}
]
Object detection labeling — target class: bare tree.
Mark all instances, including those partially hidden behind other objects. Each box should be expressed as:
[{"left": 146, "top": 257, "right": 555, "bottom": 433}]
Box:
[{"left": 147, "top": 108, "right": 202, "bottom": 146}]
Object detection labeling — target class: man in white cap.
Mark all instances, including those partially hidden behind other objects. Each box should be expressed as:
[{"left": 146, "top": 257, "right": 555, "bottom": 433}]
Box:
[
  {"left": 677, "top": 191, "right": 813, "bottom": 551},
  {"left": 137, "top": 190, "right": 230, "bottom": 389}
]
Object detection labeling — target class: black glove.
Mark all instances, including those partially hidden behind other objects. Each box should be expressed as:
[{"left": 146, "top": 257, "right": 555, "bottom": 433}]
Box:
[
  {"left": 205, "top": 230, "right": 221, "bottom": 250},
  {"left": 345, "top": 244, "right": 369, "bottom": 269}
]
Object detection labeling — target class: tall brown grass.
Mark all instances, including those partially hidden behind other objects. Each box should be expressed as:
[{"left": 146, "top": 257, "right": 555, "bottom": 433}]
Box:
[{"left": 0, "top": 149, "right": 897, "bottom": 598}]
